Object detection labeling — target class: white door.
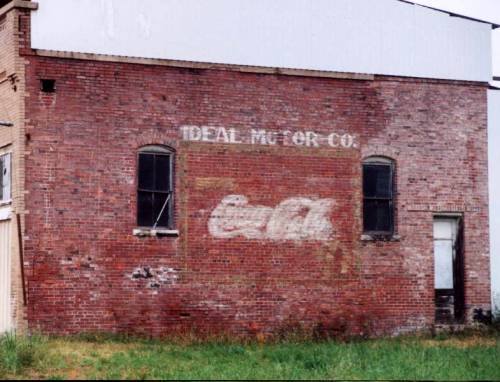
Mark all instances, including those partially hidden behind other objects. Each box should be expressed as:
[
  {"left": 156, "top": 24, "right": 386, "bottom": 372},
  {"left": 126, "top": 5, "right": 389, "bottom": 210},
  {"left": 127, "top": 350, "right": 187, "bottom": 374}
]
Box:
[
  {"left": 434, "top": 219, "right": 457, "bottom": 290},
  {"left": 0, "top": 219, "right": 12, "bottom": 334},
  {"left": 433, "top": 217, "right": 466, "bottom": 323}
]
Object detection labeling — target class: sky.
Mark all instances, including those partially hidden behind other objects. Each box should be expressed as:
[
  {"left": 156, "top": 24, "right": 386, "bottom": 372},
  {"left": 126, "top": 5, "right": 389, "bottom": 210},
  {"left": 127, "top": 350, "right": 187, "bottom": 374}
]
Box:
[{"left": 413, "top": 0, "right": 500, "bottom": 80}]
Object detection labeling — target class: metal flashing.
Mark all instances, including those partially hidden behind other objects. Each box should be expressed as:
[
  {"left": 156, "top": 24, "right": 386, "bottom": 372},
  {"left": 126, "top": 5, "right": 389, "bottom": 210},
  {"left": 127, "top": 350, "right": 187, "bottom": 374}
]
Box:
[
  {"left": 32, "top": 49, "right": 376, "bottom": 81},
  {"left": 397, "top": 0, "right": 500, "bottom": 29}
]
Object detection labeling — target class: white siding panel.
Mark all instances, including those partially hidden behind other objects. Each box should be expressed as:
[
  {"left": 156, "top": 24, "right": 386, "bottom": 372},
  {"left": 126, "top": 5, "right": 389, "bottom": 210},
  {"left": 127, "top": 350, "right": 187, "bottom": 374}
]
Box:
[
  {"left": 0, "top": 220, "right": 12, "bottom": 334},
  {"left": 378, "top": 1, "right": 416, "bottom": 76},
  {"left": 30, "top": 0, "right": 492, "bottom": 82},
  {"left": 494, "top": 29, "right": 500, "bottom": 77},
  {"left": 489, "top": 90, "right": 500, "bottom": 317}
]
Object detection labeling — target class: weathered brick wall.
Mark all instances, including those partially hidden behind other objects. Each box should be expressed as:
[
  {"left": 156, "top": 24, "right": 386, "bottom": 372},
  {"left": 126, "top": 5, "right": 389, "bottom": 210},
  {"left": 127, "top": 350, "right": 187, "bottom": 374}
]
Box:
[
  {"left": 0, "top": 6, "right": 30, "bottom": 334},
  {"left": 22, "top": 54, "right": 490, "bottom": 337},
  {"left": 0, "top": 11, "right": 15, "bottom": 156}
]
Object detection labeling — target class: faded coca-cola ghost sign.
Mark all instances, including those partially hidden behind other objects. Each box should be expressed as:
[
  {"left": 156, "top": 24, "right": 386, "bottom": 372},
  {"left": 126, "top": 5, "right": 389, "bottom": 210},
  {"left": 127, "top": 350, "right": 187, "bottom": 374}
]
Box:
[{"left": 208, "top": 195, "right": 335, "bottom": 242}]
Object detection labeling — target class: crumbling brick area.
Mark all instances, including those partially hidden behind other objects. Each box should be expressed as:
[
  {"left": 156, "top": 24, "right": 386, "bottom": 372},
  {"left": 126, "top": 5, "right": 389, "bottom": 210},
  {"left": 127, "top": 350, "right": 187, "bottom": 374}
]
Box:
[{"left": 22, "top": 53, "right": 491, "bottom": 338}]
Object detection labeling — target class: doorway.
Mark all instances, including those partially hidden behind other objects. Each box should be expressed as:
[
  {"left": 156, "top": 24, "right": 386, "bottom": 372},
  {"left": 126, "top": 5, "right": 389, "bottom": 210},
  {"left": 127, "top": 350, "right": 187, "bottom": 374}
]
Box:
[{"left": 433, "top": 217, "right": 465, "bottom": 324}]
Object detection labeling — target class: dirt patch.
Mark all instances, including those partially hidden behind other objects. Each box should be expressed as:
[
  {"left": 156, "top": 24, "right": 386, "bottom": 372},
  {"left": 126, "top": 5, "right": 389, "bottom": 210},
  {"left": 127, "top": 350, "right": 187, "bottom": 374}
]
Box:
[
  {"left": 422, "top": 336, "right": 498, "bottom": 349},
  {"left": 38, "top": 340, "right": 137, "bottom": 379}
]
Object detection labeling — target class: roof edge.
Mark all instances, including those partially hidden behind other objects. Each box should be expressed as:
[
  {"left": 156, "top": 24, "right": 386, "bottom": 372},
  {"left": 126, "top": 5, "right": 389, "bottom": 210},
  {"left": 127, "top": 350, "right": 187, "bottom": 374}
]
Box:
[
  {"left": 0, "top": 0, "right": 37, "bottom": 17},
  {"left": 32, "top": 49, "right": 376, "bottom": 81},
  {"left": 4, "top": 0, "right": 498, "bottom": 29},
  {"left": 397, "top": 0, "right": 500, "bottom": 29},
  {"left": 31, "top": 48, "right": 491, "bottom": 86}
]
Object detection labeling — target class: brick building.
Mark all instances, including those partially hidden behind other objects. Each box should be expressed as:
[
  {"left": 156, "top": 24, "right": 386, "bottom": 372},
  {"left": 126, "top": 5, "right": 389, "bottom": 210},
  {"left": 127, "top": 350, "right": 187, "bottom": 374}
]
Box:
[{"left": 0, "top": 0, "right": 497, "bottom": 337}]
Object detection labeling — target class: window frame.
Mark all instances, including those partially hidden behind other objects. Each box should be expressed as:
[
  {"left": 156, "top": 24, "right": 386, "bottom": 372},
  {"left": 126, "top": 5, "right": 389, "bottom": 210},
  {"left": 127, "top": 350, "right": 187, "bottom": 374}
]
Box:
[
  {"left": 136, "top": 145, "right": 175, "bottom": 230},
  {"left": 0, "top": 152, "right": 12, "bottom": 206},
  {"left": 362, "top": 156, "right": 395, "bottom": 236}
]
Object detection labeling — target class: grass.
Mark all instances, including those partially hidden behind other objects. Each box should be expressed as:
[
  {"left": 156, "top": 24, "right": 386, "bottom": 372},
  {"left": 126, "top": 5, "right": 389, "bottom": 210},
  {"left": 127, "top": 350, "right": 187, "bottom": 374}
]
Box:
[
  {"left": 0, "top": 329, "right": 499, "bottom": 380},
  {"left": 0, "top": 333, "right": 47, "bottom": 377}
]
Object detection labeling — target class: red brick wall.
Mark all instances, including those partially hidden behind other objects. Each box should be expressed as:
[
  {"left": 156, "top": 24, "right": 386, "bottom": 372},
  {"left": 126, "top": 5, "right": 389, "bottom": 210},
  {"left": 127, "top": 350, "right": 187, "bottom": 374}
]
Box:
[{"left": 22, "top": 56, "right": 491, "bottom": 337}]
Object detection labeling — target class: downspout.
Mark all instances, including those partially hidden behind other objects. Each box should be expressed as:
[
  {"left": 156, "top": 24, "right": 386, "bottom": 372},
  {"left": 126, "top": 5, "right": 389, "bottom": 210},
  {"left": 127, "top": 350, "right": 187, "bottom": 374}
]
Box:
[{"left": 16, "top": 214, "right": 26, "bottom": 306}]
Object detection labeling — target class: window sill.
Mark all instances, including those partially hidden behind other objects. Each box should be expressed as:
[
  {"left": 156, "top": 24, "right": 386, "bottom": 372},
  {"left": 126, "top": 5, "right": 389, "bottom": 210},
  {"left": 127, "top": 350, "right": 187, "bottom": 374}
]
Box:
[
  {"left": 133, "top": 228, "right": 179, "bottom": 237},
  {"left": 361, "top": 234, "right": 401, "bottom": 242}
]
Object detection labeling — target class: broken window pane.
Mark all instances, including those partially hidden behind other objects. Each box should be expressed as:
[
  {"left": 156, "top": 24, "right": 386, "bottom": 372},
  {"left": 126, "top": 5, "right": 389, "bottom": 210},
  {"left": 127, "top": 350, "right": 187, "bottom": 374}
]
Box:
[{"left": 153, "top": 192, "right": 170, "bottom": 228}]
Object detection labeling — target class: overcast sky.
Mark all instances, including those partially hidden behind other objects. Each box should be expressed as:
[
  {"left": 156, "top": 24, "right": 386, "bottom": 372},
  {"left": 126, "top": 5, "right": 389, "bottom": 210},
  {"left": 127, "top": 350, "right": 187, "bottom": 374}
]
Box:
[{"left": 413, "top": 0, "right": 500, "bottom": 77}]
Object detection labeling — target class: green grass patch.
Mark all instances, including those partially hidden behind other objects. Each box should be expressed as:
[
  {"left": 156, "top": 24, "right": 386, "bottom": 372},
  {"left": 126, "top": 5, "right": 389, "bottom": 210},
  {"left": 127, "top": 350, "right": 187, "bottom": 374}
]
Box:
[
  {"left": 0, "top": 333, "right": 47, "bottom": 377},
  {"left": 0, "top": 330, "right": 499, "bottom": 380}
]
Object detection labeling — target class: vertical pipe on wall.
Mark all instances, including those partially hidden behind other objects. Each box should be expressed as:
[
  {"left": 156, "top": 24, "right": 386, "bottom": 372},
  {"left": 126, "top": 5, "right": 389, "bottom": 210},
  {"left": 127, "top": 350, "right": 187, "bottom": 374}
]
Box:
[{"left": 16, "top": 213, "right": 26, "bottom": 306}]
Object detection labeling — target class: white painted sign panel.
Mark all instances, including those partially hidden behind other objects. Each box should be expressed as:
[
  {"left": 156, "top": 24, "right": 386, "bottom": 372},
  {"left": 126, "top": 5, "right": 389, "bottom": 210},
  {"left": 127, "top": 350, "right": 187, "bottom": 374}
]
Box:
[
  {"left": 180, "top": 126, "right": 358, "bottom": 149},
  {"left": 31, "top": 0, "right": 492, "bottom": 82}
]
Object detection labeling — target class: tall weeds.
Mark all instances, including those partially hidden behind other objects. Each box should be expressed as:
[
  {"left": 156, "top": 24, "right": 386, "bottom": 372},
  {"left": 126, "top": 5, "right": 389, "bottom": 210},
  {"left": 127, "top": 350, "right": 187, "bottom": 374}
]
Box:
[{"left": 0, "top": 333, "right": 46, "bottom": 377}]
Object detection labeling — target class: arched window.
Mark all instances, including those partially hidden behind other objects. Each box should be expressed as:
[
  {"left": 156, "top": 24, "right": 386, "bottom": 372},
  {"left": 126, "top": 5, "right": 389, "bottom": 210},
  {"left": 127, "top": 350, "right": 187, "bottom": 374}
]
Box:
[
  {"left": 137, "top": 145, "right": 174, "bottom": 229},
  {"left": 363, "top": 156, "right": 395, "bottom": 235}
]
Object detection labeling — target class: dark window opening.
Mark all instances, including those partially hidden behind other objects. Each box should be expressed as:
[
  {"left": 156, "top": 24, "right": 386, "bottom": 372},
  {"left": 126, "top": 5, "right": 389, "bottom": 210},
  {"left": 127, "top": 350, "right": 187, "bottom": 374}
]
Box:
[
  {"left": 41, "top": 79, "right": 56, "bottom": 93},
  {"left": 137, "top": 147, "right": 174, "bottom": 229},
  {"left": 363, "top": 158, "right": 394, "bottom": 235}
]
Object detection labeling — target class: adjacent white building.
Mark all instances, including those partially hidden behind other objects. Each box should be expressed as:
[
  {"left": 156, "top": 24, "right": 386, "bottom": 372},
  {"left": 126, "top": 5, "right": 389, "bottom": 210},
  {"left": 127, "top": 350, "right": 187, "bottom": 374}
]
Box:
[{"left": 31, "top": 0, "right": 493, "bottom": 82}]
